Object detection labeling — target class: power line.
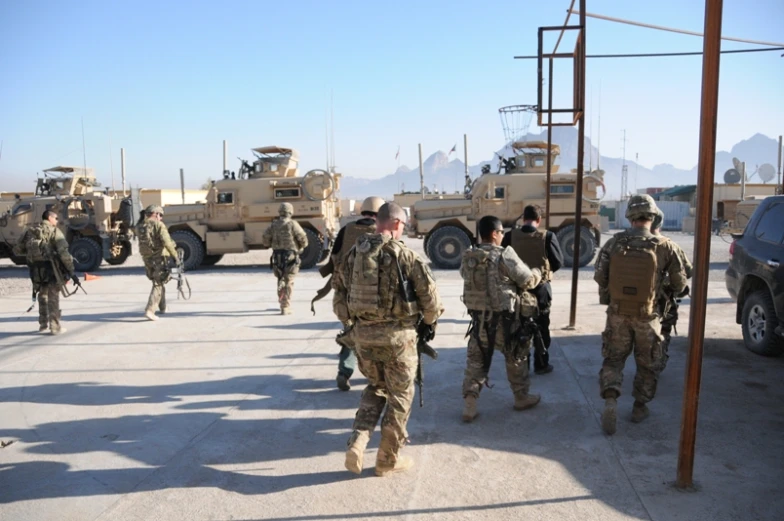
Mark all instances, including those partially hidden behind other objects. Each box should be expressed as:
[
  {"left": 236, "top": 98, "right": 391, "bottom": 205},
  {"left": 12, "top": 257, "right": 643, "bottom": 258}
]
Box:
[{"left": 514, "top": 46, "right": 784, "bottom": 60}]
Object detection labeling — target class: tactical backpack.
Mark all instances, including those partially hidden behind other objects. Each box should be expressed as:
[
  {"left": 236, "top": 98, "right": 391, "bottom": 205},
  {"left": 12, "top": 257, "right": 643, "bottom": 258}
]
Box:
[
  {"left": 510, "top": 229, "right": 551, "bottom": 282},
  {"left": 137, "top": 219, "right": 158, "bottom": 258},
  {"left": 25, "top": 224, "right": 51, "bottom": 263},
  {"left": 608, "top": 235, "right": 661, "bottom": 317},
  {"left": 461, "top": 247, "right": 514, "bottom": 313}
]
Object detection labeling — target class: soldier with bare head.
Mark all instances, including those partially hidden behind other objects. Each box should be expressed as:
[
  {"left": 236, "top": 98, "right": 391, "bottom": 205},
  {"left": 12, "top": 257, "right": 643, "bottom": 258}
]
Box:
[
  {"left": 460, "top": 215, "right": 543, "bottom": 422},
  {"left": 333, "top": 202, "right": 443, "bottom": 476},
  {"left": 137, "top": 205, "right": 179, "bottom": 321},
  {"left": 261, "top": 202, "right": 309, "bottom": 315},
  {"left": 594, "top": 195, "right": 688, "bottom": 435}
]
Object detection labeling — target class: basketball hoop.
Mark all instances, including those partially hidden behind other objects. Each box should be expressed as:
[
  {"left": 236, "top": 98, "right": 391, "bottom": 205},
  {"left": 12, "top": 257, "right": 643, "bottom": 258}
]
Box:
[{"left": 499, "top": 105, "right": 538, "bottom": 144}]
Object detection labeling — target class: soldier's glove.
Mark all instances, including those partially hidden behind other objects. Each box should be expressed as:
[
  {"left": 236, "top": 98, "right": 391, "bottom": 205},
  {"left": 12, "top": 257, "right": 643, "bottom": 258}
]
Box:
[
  {"left": 70, "top": 274, "right": 80, "bottom": 286},
  {"left": 417, "top": 321, "right": 436, "bottom": 342},
  {"left": 678, "top": 286, "right": 690, "bottom": 299}
]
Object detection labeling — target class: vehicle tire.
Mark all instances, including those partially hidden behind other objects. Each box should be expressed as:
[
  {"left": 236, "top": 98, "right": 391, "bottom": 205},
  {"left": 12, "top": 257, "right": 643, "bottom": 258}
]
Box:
[
  {"left": 106, "top": 241, "right": 131, "bottom": 265},
  {"left": 10, "top": 254, "right": 28, "bottom": 266},
  {"left": 423, "top": 234, "right": 432, "bottom": 255},
  {"left": 741, "top": 289, "right": 784, "bottom": 356},
  {"left": 427, "top": 226, "right": 471, "bottom": 269},
  {"left": 557, "top": 224, "right": 596, "bottom": 268},
  {"left": 299, "top": 228, "right": 323, "bottom": 270},
  {"left": 170, "top": 230, "right": 205, "bottom": 271},
  {"left": 201, "top": 254, "right": 224, "bottom": 267},
  {"left": 70, "top": 237, "right": 103, "bottom": 272}
]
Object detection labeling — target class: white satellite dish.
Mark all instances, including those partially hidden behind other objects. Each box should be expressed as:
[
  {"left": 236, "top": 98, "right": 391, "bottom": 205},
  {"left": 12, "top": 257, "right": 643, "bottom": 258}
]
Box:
[
  {"left": 724, "top": 168, "right": 741, "bottom": 184},
  {"left": 758, "top": 163, "right": 776, "bottom": 183},
  {"left": 732, "top": 157, "right": 742, "bottom": 173}
]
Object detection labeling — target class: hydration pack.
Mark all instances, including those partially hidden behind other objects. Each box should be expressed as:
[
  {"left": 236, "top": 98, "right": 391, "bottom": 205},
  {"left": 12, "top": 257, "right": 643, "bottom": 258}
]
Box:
[{"left": 608, "top": 235, "right": 660, "bottom": 317}]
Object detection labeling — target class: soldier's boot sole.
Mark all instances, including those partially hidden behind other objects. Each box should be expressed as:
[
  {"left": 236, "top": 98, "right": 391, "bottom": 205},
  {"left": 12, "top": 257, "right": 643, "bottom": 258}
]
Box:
[
  {"left": 50, "top": 328, "right": 67, "bottom": 335},
  {"left": 462, "top": 395, "right": 478, "bottom": 423},
  {"left": 344, "top": 431, "right": 370, "bottom": 475},
  {"left": 144, "top": 310, "right": 158, "bottom": 321},
  {"left": 513, "top": 393, "right": 541, "bottom": 411},
  {"left": 631, "top": 401, "right": 650, "bottom": 423},
  {"left": 602, "top": 398, "right": 617, "bottom": 435},
  {"left": 336, "top": 374, "right": 351, "bottom": 391},
  {"left": 375, "top": 455, "right": 414, "bottom": 477}
]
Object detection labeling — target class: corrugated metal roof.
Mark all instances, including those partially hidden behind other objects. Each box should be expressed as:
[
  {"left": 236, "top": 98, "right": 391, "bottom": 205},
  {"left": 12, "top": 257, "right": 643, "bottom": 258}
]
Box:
[{"left": 654, "top": 185, "right": 697, "bottom": 199}]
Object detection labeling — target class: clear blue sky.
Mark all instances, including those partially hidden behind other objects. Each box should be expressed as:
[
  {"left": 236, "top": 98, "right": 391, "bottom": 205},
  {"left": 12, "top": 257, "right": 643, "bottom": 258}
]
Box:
[{"left": 1, "top": 0, "right": 782, "bottom": 191}]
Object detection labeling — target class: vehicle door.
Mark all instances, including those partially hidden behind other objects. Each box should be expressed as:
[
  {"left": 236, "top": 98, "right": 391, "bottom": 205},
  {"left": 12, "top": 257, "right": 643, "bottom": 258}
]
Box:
[
  {"left": 210, "top": 189, "right": 239, "bottom": 223},
  {"left": 745, "top": 201, "right": 784, "bottom": 316},
  {"left": 479, "top": 182, "right": 509, "bottom": 218}
]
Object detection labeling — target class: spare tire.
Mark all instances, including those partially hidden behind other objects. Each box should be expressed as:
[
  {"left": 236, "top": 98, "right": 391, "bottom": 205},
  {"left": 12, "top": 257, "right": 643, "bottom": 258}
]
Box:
[
  {"left": 170, "top": 230, "right": 205, "bottom": 271},
  {"left": 557, "top": 224, "right": 596, "bottom": 268},
  {"left": 427, "top": 226, "right": 471, "bottom": 269}
]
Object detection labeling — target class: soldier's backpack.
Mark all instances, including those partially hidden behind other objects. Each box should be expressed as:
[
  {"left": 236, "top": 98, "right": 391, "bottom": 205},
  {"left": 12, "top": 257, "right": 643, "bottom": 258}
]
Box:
[
  {"left": 510, "top": 229, "right": 551, "bottom": 282},
  {"left": 24, "top": 224, "right": 51, "bottom": 263},
  {"left": 462, "top": 247, "right": 511, "bottom": 313},
  {"left": 608, "top": 235, "right": 661, "bottom": 317},
  {"left": 137, "top": 220, "right": 158, "bottom": 258}
]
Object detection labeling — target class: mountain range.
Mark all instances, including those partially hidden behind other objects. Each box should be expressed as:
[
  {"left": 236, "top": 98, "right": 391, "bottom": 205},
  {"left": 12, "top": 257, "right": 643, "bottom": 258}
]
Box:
[{"left": 338, "top": 128, "right": 781, "bottom": 201}]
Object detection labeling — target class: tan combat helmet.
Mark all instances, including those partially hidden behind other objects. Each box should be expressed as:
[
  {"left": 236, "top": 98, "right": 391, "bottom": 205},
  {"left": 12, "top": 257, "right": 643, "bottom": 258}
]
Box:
[
  {"left": 360, "top": 196, "right": 385, "bottom": 216},
  {"left": 625, "top": 194, "right": 658, "bottom": 221},
  {"left": 279, "top": 202, "right": 294, "bottom": 216},
  {"left": 145, "top": 205, "right": 164, "bottom": 216}
]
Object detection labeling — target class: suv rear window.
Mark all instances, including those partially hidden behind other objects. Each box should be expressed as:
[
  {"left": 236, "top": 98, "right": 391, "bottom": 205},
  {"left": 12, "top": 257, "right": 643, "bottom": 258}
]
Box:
[{"left": 753, "top": 202, "right": 784, "bottom": 244}]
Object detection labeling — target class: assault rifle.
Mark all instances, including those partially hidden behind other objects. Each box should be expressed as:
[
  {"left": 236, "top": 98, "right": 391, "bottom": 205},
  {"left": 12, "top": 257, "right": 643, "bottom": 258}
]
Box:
[
  {"left": 171, "top": 249, "right": 191, "bottom": 300},
  {"left": 517, "top": 315, "right": 547, "bottom": 370}
]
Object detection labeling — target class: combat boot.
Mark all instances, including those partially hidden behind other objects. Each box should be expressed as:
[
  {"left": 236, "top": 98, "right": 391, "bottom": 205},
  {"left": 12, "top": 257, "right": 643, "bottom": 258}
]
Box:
[
  {"left": 375, "top": 438, "right": 413, "bottom": 477},
  {"left": 144, "top": 310, "right": 158, "bottom": 321},
  {"left": 344, "top": 430, "right": 370, "bottom": 475},
  {"left": 602, "top": 396, "right": 617, "bottom": 435},
  {"left": 462, "top": 395, "right": 478, "bottom": 422},
  {"left": 50, "top": 327, "right": 67, "bottom": 335},
  {"left": 631, "top": 401, "right": 650, "bottom": 423},
  {"left": 281, "top": 307, "right": 292, "bottom": 315},
  {"left": 38, "top": 325, "right": 49, "bottom": 333},
  {"left": 513, "top": 393, "right": 541, "bottom": 411},
  {"left": 336, "top": 373, "right": 351, "bottom": 391}
]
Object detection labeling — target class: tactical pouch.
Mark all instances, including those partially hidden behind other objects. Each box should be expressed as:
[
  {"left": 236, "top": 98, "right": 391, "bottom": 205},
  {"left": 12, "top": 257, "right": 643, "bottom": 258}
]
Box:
[{"left": 609, "top": 238, "right": 658, "bottom": 317}]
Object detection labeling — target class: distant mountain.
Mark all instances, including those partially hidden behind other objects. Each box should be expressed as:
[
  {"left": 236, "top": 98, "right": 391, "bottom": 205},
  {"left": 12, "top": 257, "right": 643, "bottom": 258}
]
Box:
[{"left": 338, "top": 129, "right": 781, "bottom": 201}]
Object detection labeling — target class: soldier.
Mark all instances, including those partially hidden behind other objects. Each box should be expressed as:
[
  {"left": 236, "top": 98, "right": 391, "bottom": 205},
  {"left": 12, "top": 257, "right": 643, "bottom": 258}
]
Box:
[
  {"left": 333, "top": 202, "right": 443, "bottom": 476},
  {"left": 327, "top": 196, "right": 385, "bottom": 391},
  {"left": 503, "top": 204, "right": 563, "bottom": 375},
  {"left": 137, "top": 205, "right": 179, "bottom": 321},
  {"left": 594, "top": 195, "right": 688, "bottom": 435},
  {"left": 14, "top": 210, "right": 76, "bottom": 335},
  {"left": 651, "top": 208, "right": 693, "bottom": 371},
  {"left": 461, "top": 215, "right": 543, "bottom": 423},
  {"left": 261, "top": 202, "right": 308, "bottom": 315}
]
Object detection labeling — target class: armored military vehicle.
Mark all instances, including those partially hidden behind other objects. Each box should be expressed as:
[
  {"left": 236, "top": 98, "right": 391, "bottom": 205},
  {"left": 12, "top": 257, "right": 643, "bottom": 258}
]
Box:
[
  {"left": 0, "top": 166, "right": 135, "bottom": 271},
  {"left": 407, "top": 141, "right": 605, "bottom": 269},
  {"left": 161, "top": 146, "right": 340, "bottom": 271}
]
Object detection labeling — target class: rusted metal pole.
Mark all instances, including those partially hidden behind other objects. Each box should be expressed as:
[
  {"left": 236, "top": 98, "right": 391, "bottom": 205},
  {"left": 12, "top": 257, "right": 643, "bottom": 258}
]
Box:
[
  {"left": 568, "top": 0, "right": 587, "bottom": 328},
  {"left": 419, "top": 143, "right": 425, "bottom": 199},
  {"left": 676, "top": 0, "right": 723, "bottom": 490},
  {"left": 777, "top": 135, "right": 782, "bottom": 195},
  {"left": 545, "top": 57, "right": 554, "bottom": 230}
]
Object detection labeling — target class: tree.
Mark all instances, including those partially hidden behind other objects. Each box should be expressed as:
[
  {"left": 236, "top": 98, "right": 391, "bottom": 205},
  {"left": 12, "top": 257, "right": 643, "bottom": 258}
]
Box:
[{"left": 200, "top": 177, "right": 214, "bottom": 190}]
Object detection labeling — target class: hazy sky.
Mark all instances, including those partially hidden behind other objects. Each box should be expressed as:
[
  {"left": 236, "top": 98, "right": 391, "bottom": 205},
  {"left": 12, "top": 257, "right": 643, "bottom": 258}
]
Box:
[{"left": 1, "top": 0, "right": 782, "bottom": 191}]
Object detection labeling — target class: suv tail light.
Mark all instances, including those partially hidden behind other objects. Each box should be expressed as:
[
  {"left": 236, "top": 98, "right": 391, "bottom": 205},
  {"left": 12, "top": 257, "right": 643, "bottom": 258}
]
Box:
[{"left": 729, "top": 240, "right": 736, "bottom": 257}]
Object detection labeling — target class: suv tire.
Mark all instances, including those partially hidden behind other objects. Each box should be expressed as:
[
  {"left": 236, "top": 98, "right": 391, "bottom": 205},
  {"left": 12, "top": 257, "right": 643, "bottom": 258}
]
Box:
[{"left": 741, "top": 289, "right": 783, "bottom": 356}]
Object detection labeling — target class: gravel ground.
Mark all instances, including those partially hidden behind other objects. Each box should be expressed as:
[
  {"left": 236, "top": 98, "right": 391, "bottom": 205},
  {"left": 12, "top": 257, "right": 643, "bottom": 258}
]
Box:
[{"left": 0, "top": 230, "right": 733, "bottom": 297}]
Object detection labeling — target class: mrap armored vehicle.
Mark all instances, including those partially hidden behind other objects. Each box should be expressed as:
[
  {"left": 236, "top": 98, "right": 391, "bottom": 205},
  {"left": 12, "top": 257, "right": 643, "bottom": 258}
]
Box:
[
  {"left": 162, "top": 146, "right": 340, "bottom": 271},
  {"left": 0, "top": 166, "right": 135, "bottom": 271},
  {"left": 407, "top": 141, "right": 605, "bottom": 269}
]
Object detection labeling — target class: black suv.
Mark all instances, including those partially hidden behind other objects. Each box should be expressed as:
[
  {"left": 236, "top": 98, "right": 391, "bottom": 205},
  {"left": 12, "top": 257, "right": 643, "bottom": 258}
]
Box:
[{"left": 726, "top": 195, "right": 784, "bottom": 355}]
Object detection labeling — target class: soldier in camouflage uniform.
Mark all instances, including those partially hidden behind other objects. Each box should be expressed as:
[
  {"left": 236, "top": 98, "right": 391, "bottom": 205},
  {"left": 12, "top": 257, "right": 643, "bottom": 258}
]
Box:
[
  {"left": 14, "top": 210, "right": 76, "bottom": 335},
  {"left": 651, "top": 208, "right": 693, "bottom": 371},
  {"left": 137, "top": 205, "right": 179, "bottom": 321},
  {"left": 261, "top": 202, "right": 308, "bottom": 315},
  {"left": 594, "top": 195, "right": 688, "bottom": 435},
  {"left": 333, "top": 202, "right": 443, "bottom": 476},
  {"left": 461, "top": 215, "right": 543, "bottom": 422}
]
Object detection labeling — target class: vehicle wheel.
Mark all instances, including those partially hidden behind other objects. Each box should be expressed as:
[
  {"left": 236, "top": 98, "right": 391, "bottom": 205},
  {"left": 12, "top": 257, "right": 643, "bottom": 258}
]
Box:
[
  {"left": 741, "top": 289, "right": 783, "bottom": 356},
  {"left": 299, "top": 228, "right": 323, "bottom": 269},
  {"left": 70, "top": 237, "right": 103, "bottom": 272},
  {"left": 106, "top": 241, "right": 131, "bottom": 265},
  {"left": 423, "top": 234, "right": 432, "bottom": 255},
  {"left": 201, "top": 254, "right": 224, "bottom": 267},
  {"left": 170, "top": 230, "right": 205, "bottom": 271},
  {"left": 427, "top": 226, "right": 471, "bottom": 269},
  {"left": 557, "top": 224, "right": 596, "bottom": 268},
  {"left": 10, "top": 254, "right": 28, "bottom": 266}
]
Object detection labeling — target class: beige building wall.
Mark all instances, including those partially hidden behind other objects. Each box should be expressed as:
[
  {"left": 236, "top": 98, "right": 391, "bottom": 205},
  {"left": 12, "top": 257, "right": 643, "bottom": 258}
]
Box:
[
  {"left": 712, "top": 184, "right": 777, "bottom": 213},
  {"left": 138, "top": 189, "right": 208, "bottom": 207}
]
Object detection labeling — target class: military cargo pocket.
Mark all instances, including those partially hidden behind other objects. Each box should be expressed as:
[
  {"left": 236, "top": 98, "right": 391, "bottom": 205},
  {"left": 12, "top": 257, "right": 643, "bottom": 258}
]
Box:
[{"left": 601, "top": 330, "right": 612, "bottom": 358}]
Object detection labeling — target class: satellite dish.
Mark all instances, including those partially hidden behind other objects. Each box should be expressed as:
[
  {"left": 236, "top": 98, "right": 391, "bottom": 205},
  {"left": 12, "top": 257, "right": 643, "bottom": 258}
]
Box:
[
  {"left": 758, "top": 163, "right": 776, "bottom": 183},
  {"left": 732, "top": 157, "right": 743, "bottom": 172},
  {"left": 724, "top": 168, "right": 741, "bottom": 184}
]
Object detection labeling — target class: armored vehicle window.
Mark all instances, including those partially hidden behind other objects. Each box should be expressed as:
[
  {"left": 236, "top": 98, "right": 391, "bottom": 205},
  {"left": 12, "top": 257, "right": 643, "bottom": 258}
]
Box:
[
  {"left": 551, "top": 184, "right": 575, "bottom": 194},
  {"left": 217, "top": 192, "right": 234, "bottom": 204},
  {"left": 12, "top": 203, "right": 32, "bottom": 215},
  {"left": 532, "top": 157, "right": 545, "bottom": 167},
  {"left": 275, "top": 187, "right": 301, "bottom": 199},
  {"left": 494, "top": 187, "right": 505, "bottom": 199},
  {"left": 754, "top": 202, "right": 784, "bottom": 244}
]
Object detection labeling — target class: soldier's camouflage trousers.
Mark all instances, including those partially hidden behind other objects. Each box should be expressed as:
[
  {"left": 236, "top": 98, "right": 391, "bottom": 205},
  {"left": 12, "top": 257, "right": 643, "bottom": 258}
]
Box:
[
  {"left": 462, "top": 319, "right": 531, "bottom": 398},
  {"left": 144, "top": 256, "right": 171, "bottom": 313},
  {"left": 599, "top": 313, "right": 664, "bottom": 403},
  {"left": 38, "top": 283, "right": 61, "bottom": 331},
  {"left": 351, "top": 342, "right": 417, "bottom": 459},
  {"left": 272, "top": 250, "right": 300, "bottom": 309}
]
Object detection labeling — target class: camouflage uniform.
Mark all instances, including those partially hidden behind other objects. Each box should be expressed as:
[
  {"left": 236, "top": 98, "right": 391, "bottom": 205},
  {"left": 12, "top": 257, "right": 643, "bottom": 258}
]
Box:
[
  {"left": 460, "top": 244, "right": 542, "bottom": 419},
  {"left": 261, "top": 203, "right": 308, "bottom": 314},
  {"left": 137, "top": 210, "right": 179, "bottom": 317},
  {"left": 15, "top": 221, "right": 75, "bottom": 334},
  {"left": 594, "top": 197, "right": 688, "bottom": 432},
  {"left": 333, "top": 232, "right": 442, "bottom": 474}
]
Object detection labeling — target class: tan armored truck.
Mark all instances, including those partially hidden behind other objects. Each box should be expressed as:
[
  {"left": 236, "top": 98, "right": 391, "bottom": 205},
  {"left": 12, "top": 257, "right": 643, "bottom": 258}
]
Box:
[
  {"left": 407, "top": 141, "right": 605, "bottom": 269},
  {"left": 161, "top": 146, "right": 340, "bottom": 271},
  {"left": 0, "top": 166, "right": 136, "bottom": 271}
]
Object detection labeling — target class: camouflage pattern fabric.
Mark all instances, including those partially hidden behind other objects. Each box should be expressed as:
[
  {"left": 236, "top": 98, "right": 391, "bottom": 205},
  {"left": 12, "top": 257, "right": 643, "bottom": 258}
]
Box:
[
  {"left": 272, "top": 250, "right": 300, "bottom": 308},
  {"left": 37, "top": 284, "right": 61, "bottom": 331},
  {"left": 655, "top": 236, "right": 693, "bottom": 370},
  {"left": 599, "top": 313, "right": 664, "bottom": 402},
  {"left": 137, "top": 217, "right": 178, "bottom": 314},
  {"left": 261, "top": 217, "right": 308, "bottom": 310},
  {"left": 462, "top": 319, "right": 531, "bottom": 398},
  {"left": 144, "top": 256, "right": 171, "bottom": 314}
]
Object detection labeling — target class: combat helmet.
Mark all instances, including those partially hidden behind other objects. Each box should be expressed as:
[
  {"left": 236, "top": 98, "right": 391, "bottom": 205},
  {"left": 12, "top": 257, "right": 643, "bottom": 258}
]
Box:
[
  {"left": 625, "top": 194, "right": 658, "bottom": 221},
  {"left": 278, "top": 202, "right": 294, "bottom": 216},
  {"left": 652, "top": 208, "right": 664, "bottom": 232},
  {"left": 360, "top": 196, "right": 384, "bottom": 216},
  {"left": 145, "top": 205, "right": 164, "bottom": 216}
]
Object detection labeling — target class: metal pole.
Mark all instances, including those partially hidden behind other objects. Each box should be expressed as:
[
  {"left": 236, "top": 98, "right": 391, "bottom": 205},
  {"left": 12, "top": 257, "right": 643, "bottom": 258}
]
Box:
[
  {"left": 120, "top": 148, "right": 126, "bottom": 197},
  {"left": 223, "top": 140, "right": 228, "bottom": 174},
  {"left": 464, "top": 134, "right": 469, "bottom": 192},
  {"left": 676, "top": 0, "right": 723, "bottom": 490},
  {"left": 568, "top": 0, "right": 587, "bottom": 328},
  {"left": 179, "top": 169, "right": 186, "bottom": 204},
  {"left": 419, "top": 143, "right": 425, "bottom": 198},
  {"left": 545, "top": 57, "right": 554, "bottom": 230},
  {"left": 777, "top": 135, "right": 782, "bottom": 195},
  {"left": 740, "top": 161, "right": 746, "bottom": 200}
]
